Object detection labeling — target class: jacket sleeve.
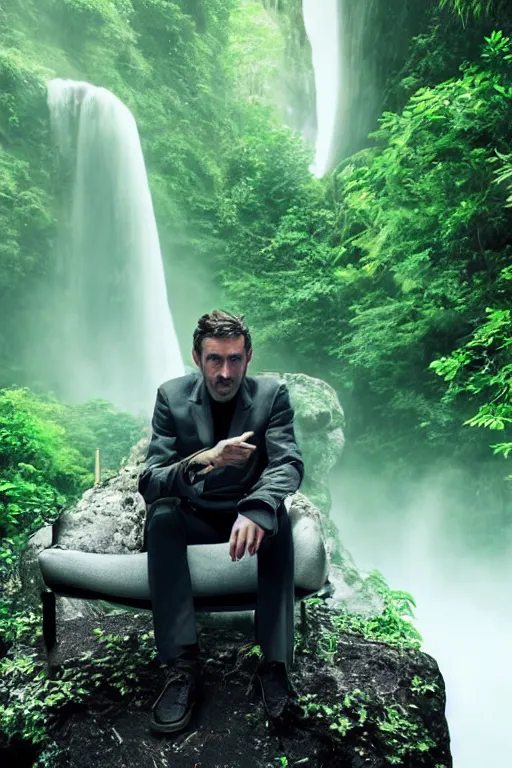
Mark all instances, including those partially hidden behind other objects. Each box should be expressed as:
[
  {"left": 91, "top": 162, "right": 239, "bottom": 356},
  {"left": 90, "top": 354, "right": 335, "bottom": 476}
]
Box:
[
  {"left": 237, "top": 383, "right": 304, "bottom": 534},
  {"left": 138, "top": 387, "right": 206, "bottom": 506}
]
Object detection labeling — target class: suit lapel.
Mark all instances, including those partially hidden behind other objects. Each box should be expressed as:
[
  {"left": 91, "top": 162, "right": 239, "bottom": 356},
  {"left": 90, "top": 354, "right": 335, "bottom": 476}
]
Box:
[{"left": 188, "top": 376, "right": 214, "bottom": 447}]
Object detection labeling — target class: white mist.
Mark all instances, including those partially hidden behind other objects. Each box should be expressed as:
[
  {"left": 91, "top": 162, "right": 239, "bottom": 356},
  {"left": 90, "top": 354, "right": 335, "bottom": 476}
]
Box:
[{"left": 330, "top": 468, "right": 512, "bottom": 767}]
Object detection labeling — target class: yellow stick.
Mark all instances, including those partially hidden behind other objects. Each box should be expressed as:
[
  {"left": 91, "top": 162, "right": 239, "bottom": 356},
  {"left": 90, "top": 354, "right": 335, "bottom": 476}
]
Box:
[{"left": 94, "top": 449, "right": 101, "bottom": 485}]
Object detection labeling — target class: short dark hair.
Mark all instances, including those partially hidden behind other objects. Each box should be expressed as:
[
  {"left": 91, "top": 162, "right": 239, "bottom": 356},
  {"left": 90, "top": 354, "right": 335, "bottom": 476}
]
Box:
[{"left": 193, "top": 310, "right": 252, "bottom": 357}]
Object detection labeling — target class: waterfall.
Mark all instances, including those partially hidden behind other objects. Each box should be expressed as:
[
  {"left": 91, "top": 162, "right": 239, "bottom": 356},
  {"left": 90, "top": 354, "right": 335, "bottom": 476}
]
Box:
[
  {"left": 302, "top": 0, "right": 340, "bottom": 177},
  {"left": 332, "top": 0, "right": 379, "bottom": 164},
  {"left": 303, "top": 0, "right": 381, "bottom": 175},
  {"left": 47, "top": 79, "right": 184, "bottom": 415}
]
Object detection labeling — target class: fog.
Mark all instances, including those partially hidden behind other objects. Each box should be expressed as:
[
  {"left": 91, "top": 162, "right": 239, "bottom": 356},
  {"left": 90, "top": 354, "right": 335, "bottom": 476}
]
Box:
[{"left": 331, "top": 463, "right": 512, "bottom": 767}]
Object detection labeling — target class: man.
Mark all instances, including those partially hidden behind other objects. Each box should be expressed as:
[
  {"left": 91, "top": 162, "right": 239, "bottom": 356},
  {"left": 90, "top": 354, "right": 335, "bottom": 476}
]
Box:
[{"left": 138, "top": 310, "right": 304, "bottom": 734}]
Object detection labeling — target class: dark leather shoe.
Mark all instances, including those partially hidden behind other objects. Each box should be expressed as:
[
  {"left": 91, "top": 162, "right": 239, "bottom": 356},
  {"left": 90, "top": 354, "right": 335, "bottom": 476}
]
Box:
[
  {"left": 150, "top": 658, "right": 202, "bottom": 734},
  {"left": 257, "top": 661, "right": 296, "bottom": 719}
]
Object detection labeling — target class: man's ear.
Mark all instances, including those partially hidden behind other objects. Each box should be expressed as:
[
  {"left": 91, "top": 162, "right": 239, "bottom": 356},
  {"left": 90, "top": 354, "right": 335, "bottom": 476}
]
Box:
[
  {"left": 247, "top": 349, "right": 253, "bottom": 364},
  {"left": 192, "top": 349, "right": 201, "bottom": 368}
]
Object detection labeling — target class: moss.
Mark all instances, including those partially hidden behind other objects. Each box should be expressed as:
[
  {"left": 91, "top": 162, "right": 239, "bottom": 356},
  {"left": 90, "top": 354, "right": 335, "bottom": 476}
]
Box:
[
  {"left": 295, "top": 595, "right": 450, "bottom": 766},
  {"left": 300, "top": 572, "right": 422, "bottom": 659}
]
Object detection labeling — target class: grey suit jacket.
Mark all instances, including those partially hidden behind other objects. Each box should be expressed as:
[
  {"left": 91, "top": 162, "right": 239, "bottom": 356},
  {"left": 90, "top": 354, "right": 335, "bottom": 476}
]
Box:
[{"left": 138, "top": 373, "right": 304, "bottom": 534}]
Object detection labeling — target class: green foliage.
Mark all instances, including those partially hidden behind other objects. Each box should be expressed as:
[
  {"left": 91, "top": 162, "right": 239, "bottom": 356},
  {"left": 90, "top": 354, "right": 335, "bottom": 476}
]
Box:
[
  {"left": 239, "top": 642, "right": 263, "bottom": 660},
  {"left": 303, "top": 571, "right": 422, "bottom": 658},
  {"left": 494, "top": 145, "right": 512, "bottom": 210},
  {"left": 299, "top": 686, "right": 439, "bottom": 765},
  {"left": 431, "top": 299, "right": 512, "bottom": 459},
  {"left": 218, "top": 31, "right": 512, "bottom": 467},
  {"left": 0, "top": 39, "right": 56, "bottom": 383},
  {"left": 410, "top": 675, "right": 440, "bottom": 696},
  {"left": 439, "top": 0, "right": 503, "bottom": 21},
  {"left": 0, "top": 386, "right": 145, "bottom": 650},
  {"left": 428, "top": 57, "right": 512, "bottom": 464},
  {"left": 227, "top": 1, "right": 284, "bottom": 102},
  {"left": 0, "top": 625, "right": 156, "bottom": 746},
  {"left": 0, "top": 387, "right": 144, "bottom": 536},
  {"left": 0, "top": 606, "right": 40, "bottom": 648},
  {"left": 0, "top": 388, "right": 86, "bottom": 547},
  {"left": 0, "top": 387, "right": 144, "bottom": 544},
  {"left": 47, "top": 0, "right": 136, "bottom": 46},
  {"left": 377, "top": 703, "right": 438, "bottom": 764},
  {"left": 332, "top": 572, "right": 422, "bottom": 651},
  {"left": 24, "top": 396, "right": 147, "bottom": 478},
  {"left": 300, "top": 689, "right": 370, "bottom": 738},
  {"left": 89, "top": 627, "right": 157, "bottom": 696}
]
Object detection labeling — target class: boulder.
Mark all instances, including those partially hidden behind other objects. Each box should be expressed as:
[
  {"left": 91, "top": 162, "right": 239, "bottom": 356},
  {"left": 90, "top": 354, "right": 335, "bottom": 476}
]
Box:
[
  {"left": 54, "top": 373, "right": 347, "bottom": 562},
  {"left": 262, "top": 372, "right": 345, "bottom": 515},
  {"left": 20, "top": 373, "right": 372, "bottom": 616},
  {"left": 56, "top": 453, "right": 146, "bottom": 554}
]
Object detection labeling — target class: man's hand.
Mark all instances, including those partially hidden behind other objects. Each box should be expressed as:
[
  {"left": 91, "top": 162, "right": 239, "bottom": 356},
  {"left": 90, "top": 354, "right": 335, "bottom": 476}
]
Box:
[
  {"left": 192, "top": 431, "right": 256, "bottom": 476},
  {"left": 229, "top": 514, "right": 265, "bottom": 561}
]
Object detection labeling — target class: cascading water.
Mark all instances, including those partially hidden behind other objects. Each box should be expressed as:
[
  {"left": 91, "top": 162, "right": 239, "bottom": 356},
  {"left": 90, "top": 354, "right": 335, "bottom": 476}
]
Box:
[
  {"left": 302, "top": 0, "right": 340, "bottom": 177},
  {"left": 302, "top": 0, "right": 381, "bottom": 176},
  {"left": 331, "top": 0, "right": 379, "bottom": 164},
  {"left": 47, "top": 79, "right": 183, "bottom": 415}
]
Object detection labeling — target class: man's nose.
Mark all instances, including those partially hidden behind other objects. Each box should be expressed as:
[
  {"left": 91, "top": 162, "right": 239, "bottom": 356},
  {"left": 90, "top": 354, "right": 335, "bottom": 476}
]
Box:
[{"left": 220, "top": 361, "right": 231, "bottom": 378}]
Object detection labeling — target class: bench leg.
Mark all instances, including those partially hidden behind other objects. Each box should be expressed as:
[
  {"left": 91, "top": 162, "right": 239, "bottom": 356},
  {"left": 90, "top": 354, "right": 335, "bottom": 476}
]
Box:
[{"left": 41, "top": 589, "right": 57, "bottom": 654}]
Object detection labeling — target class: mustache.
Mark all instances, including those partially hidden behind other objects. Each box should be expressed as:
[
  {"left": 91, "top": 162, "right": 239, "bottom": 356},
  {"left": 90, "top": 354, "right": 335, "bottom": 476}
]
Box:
[{"left": 215, "top": 377, "right": 233, "bottom": 385}]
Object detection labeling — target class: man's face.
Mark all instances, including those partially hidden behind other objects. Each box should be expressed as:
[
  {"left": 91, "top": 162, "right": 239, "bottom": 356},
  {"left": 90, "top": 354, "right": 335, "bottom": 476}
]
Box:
[{"left": 193, "top": 336, "right": 252, "bottom": 402}]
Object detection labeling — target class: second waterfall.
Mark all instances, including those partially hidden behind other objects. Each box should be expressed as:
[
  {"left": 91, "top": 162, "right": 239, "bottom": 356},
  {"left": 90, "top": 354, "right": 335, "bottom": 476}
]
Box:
[{"left": 303, "top": 0, "right": 380, "bottom": 176}]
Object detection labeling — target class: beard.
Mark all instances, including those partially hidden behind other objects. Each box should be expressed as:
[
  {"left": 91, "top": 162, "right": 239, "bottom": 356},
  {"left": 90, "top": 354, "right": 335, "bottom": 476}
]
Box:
[{"left": 203, "top": 368, "right": 246, "bottom": 402}]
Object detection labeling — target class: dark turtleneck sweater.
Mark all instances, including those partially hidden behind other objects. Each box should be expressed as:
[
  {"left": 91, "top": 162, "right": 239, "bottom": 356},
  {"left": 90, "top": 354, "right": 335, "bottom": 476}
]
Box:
[{"left": 208, "top": 391, "right": 238, "bottom": 445}]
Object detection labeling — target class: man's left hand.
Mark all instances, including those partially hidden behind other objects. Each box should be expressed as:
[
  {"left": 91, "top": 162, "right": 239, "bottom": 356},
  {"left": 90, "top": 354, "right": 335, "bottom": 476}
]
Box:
[{"left": 229, "top": 514, "right": 265, "bottom": 561}]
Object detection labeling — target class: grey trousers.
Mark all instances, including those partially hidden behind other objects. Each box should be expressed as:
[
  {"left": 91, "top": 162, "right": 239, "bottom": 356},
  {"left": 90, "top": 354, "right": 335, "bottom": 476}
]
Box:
[{"left": 146, "top": 498, "right": 295, "bottom": 668}]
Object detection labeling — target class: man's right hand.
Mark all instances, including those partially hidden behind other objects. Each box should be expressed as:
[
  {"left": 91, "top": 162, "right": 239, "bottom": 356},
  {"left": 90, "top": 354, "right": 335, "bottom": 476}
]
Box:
[{"left": 189, "top": 431, "right": 256, "bottom": 476}]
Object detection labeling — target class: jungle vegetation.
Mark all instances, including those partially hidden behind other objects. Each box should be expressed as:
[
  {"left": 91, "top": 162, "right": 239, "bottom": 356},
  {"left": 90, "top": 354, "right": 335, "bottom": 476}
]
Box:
[{"left": 0, "top": 0, "right": 511, "bottom": 700}]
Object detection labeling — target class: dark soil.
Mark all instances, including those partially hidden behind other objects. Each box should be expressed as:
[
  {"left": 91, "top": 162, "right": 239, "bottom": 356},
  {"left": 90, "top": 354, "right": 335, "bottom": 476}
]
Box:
[{"left": 51, "top": 611, "right": 329, "bottom": 768}]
